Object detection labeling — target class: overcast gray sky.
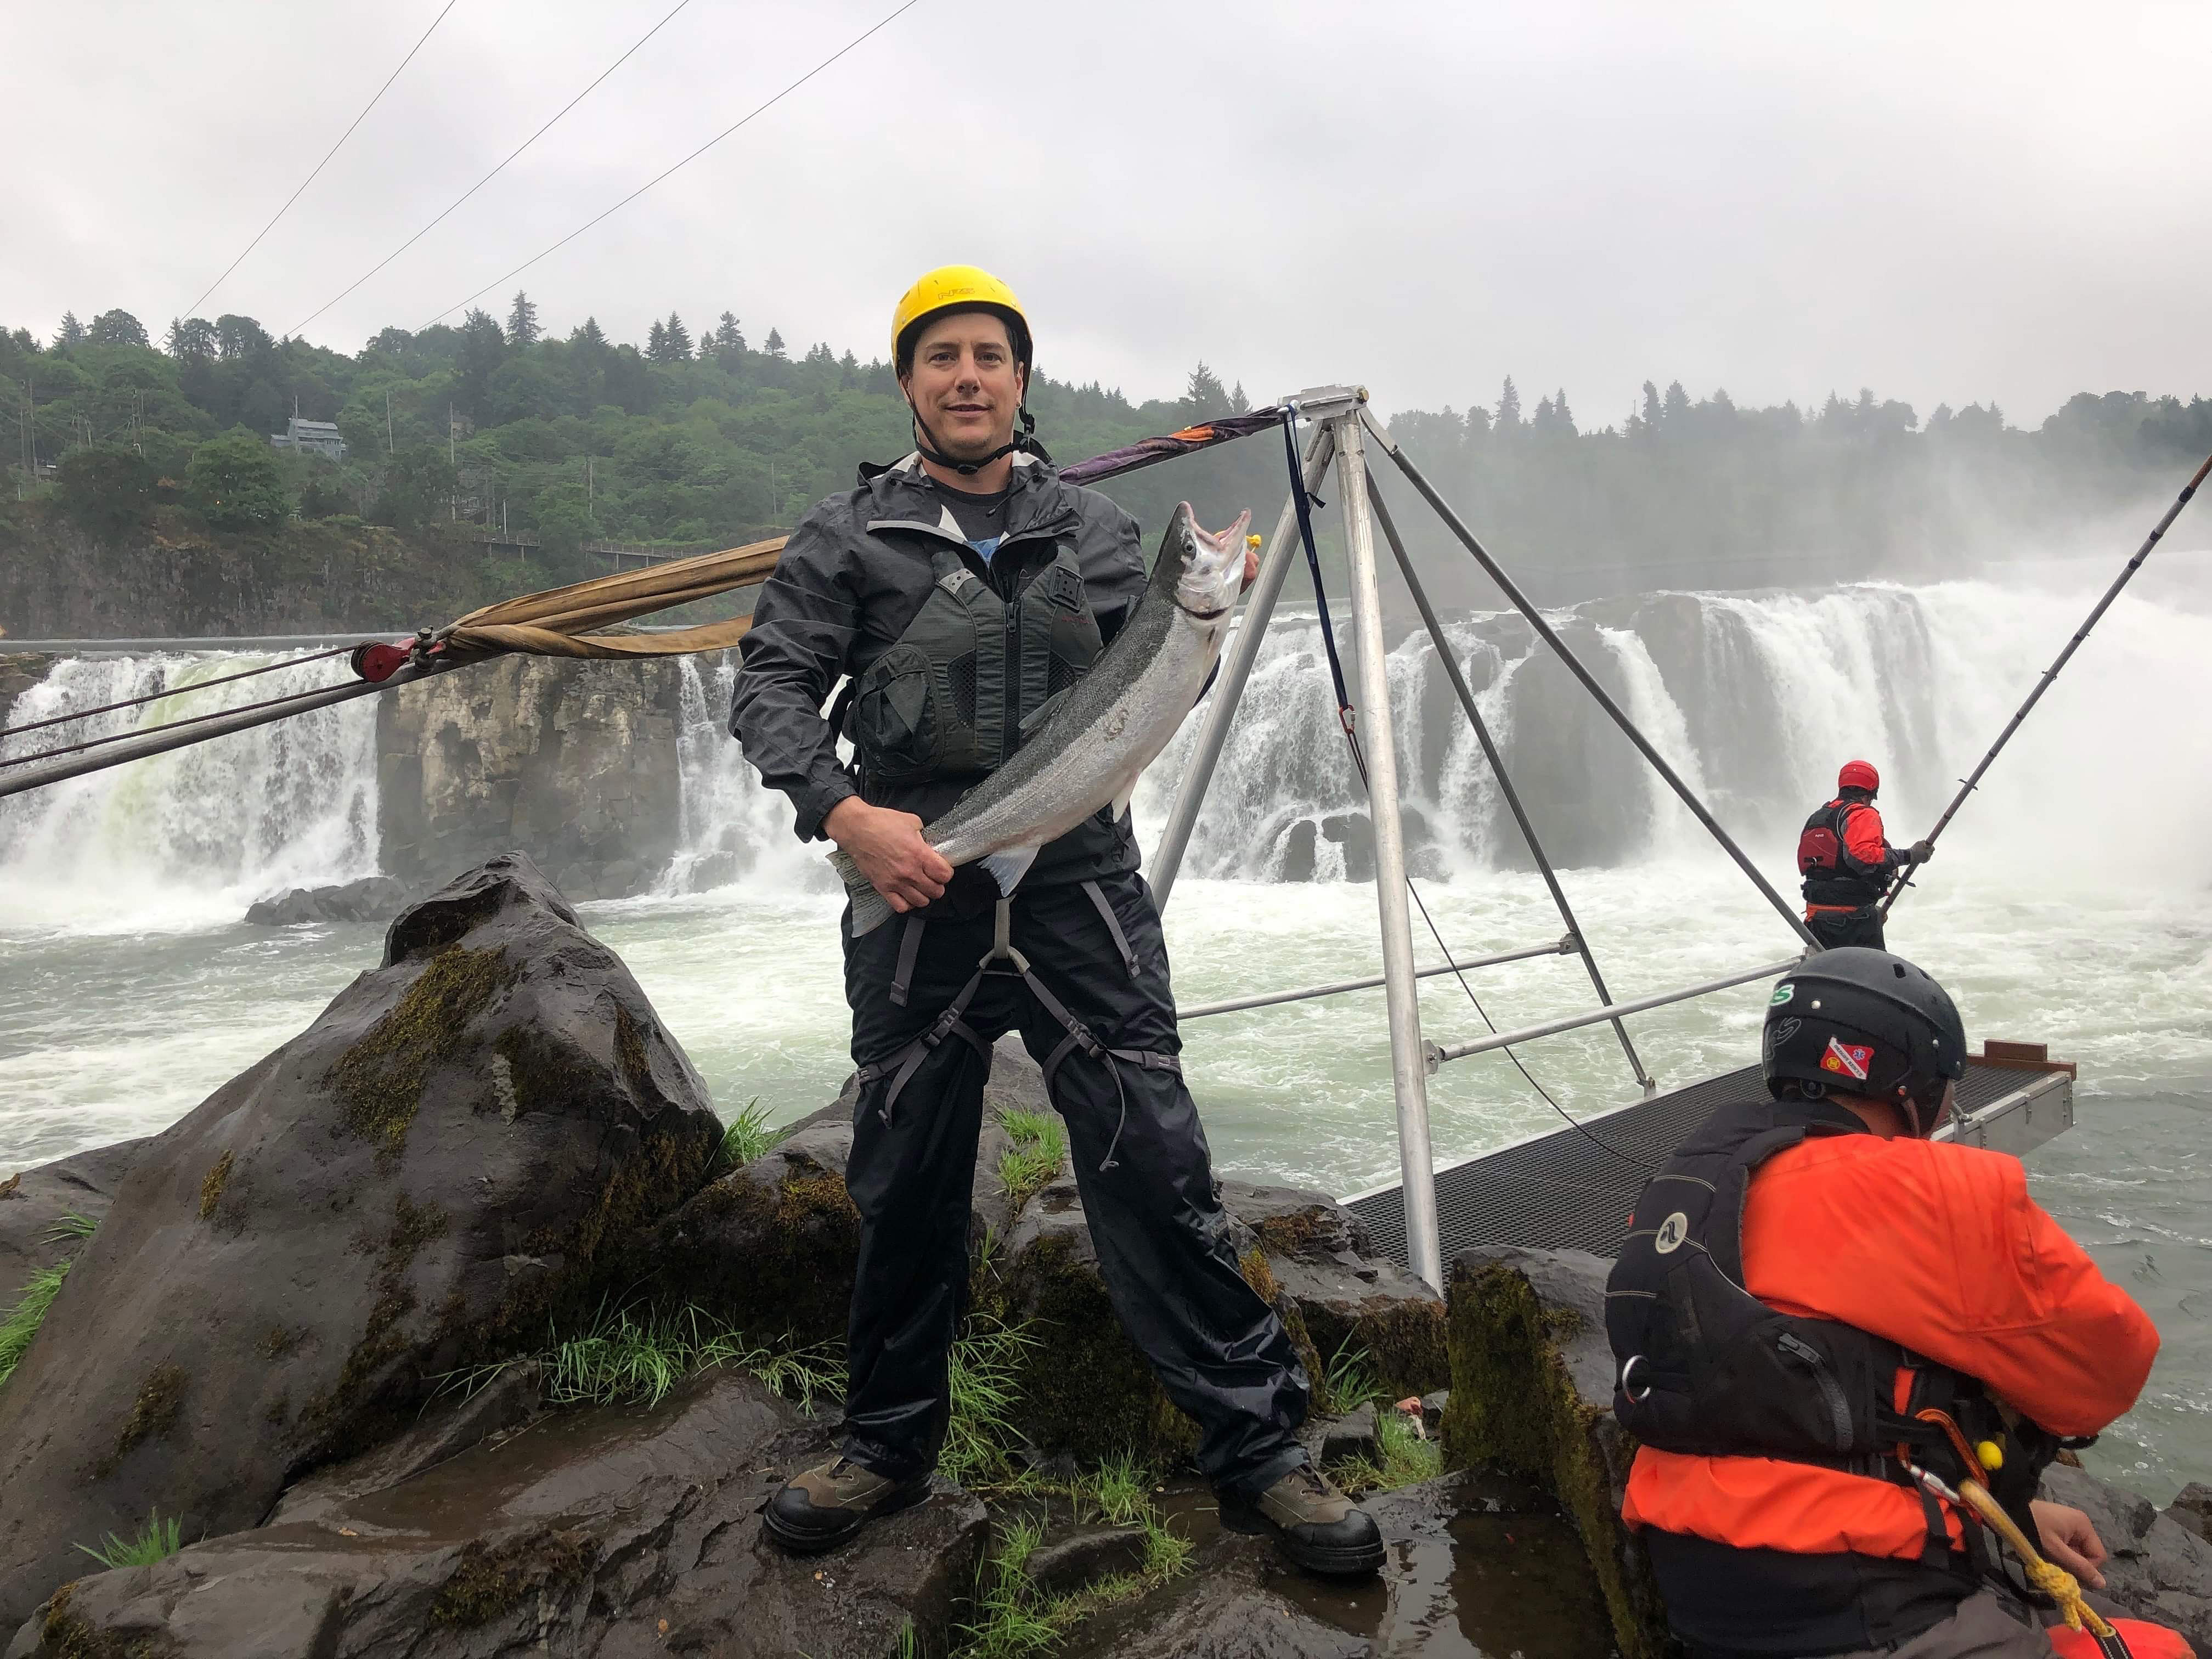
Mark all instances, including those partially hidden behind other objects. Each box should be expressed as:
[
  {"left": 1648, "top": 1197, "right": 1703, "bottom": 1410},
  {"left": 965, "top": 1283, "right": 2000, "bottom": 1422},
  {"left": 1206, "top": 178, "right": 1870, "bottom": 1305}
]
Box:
[{"left": 7, "top": 1, "right": 2208, "bottom": 426}]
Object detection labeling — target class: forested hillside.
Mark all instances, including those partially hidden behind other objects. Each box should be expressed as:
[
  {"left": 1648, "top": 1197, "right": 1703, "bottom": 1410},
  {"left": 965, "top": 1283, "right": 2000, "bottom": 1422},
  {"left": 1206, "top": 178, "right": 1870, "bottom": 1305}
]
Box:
[{"left": 6, "top": 292, "right": 2211, "bottom": 637}]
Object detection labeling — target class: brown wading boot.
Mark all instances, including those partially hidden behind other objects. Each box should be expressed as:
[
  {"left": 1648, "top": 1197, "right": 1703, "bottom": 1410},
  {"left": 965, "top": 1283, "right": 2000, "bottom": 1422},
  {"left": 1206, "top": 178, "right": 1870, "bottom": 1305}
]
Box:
[
  {"left": 1220, "top": 1464, "right": 1386, "bottom": 1576},
  {"left": 764, "top": 1455, "right": 932, "bottom": 1554}
]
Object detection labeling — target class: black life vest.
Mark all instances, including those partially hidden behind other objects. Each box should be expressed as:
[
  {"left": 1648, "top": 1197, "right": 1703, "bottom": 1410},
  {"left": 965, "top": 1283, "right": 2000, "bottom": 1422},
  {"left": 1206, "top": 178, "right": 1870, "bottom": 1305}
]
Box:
[
  {"left": 843, "top": 535, "right": 1103, "bottom": 799},
  {"left": 1607, "top": 1093, "right": 2059, "bottom": 1534},
  {"left": 1799, "top": 798, "right": 1886, "bottom": 909}
]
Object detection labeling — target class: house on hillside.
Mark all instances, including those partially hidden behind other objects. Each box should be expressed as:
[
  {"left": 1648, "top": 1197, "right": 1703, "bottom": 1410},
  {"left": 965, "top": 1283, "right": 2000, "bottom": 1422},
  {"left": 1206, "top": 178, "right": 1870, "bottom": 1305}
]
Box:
[{"left": 269, "top": 417, "right": 347, "bottom": 462}]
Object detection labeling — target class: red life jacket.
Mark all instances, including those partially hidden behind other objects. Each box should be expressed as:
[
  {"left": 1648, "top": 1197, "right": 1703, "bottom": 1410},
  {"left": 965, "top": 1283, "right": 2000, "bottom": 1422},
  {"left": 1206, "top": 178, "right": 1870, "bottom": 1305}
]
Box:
[{"left": 1799, "top": 798, "right": 1884, "bottom": 909}]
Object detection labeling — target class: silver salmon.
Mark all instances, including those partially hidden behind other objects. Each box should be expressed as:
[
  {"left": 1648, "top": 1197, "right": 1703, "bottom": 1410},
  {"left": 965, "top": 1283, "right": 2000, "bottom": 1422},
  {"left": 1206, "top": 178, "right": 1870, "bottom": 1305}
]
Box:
[{"left": 831, "top": 501, "right": 1252, "bottom": 935}]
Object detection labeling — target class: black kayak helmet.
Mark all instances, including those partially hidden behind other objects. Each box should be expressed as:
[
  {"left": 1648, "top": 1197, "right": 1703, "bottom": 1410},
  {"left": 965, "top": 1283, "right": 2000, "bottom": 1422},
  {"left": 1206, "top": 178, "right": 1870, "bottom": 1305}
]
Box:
[{"left": 1762, "top": 947, "right": 1967, "bottom": 1137}]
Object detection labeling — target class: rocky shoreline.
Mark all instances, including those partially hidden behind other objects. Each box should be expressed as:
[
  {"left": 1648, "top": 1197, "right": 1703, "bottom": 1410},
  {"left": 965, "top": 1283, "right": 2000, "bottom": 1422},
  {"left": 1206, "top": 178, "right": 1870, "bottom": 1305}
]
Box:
[{"left": 1, "top": 854, "right": 2205, "bottom": 1658}]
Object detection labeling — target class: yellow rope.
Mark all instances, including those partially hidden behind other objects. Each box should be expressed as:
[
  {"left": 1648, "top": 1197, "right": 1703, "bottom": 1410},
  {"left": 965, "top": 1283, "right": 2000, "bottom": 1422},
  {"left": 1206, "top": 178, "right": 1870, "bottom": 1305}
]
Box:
[{"left": 1948, "top": 1474, "right": 2118, "bottom": 1639}]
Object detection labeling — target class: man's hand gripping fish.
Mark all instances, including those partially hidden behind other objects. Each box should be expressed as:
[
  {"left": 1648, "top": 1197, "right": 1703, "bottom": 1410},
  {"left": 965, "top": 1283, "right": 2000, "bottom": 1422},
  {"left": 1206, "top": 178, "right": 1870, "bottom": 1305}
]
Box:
[{"left": 831, "top": 501, "right": 1252, "bottom": 935}]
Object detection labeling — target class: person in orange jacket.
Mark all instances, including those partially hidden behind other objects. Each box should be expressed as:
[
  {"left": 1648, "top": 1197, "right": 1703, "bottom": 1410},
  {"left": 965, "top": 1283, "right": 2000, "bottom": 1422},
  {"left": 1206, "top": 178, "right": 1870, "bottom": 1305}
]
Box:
[
  {"left": 1606, "top": 947, "right": 2187, "bottom": 1659},
  {"left": 1799, "top": 760, "right": 1932, "bottom": 950}
]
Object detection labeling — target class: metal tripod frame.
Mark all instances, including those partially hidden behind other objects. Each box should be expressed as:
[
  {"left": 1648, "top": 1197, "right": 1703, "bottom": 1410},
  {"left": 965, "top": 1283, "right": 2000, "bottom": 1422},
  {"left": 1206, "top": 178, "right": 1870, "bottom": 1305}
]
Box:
[{"left": 1152, "top": 386, "right": 1810, "bottom": 1290}]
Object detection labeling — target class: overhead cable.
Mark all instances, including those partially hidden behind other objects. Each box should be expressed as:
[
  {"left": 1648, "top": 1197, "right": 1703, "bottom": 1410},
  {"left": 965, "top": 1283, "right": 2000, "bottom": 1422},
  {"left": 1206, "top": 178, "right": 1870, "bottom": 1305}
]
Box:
[
  {"left": 184, "top": 1, "right": 461, "bottom": 321},
  {"left": 419, "top": 0, "right": 925, "bottom": 329},
  {"left": 286, "top": 0, "right": 693, "bottom": 340}
]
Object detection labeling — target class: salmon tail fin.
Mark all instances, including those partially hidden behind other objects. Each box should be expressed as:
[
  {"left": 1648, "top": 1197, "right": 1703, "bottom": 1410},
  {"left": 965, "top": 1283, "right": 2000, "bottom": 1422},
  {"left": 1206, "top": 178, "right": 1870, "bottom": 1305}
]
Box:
[
  {"left": 979, "top": 844, "right": 1040, "bottom": 899},
  {"left": 829, "top": 847, "right": 895, "bottom": 938}
]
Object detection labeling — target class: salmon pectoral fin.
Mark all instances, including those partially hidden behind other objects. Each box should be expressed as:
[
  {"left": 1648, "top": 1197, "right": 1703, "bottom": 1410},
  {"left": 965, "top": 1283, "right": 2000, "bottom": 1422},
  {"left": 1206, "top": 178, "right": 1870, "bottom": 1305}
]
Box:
[{"left": 979, "top": 845, "right": 1041, "bottom": 899}]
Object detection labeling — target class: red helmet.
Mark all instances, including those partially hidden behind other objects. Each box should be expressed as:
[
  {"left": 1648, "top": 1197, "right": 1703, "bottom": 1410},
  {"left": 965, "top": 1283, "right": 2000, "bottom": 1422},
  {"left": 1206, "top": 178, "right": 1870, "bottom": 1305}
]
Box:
[{"left": 1837, "top": 760, "right": 1880, "bottom": 794}]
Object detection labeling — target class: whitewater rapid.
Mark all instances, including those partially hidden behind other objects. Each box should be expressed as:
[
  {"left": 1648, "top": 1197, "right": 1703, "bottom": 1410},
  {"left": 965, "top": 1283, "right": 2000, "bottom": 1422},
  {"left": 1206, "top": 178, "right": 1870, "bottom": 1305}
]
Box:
[{"left": 3, "top": 574, "right": 2209, "bottom": 1495}]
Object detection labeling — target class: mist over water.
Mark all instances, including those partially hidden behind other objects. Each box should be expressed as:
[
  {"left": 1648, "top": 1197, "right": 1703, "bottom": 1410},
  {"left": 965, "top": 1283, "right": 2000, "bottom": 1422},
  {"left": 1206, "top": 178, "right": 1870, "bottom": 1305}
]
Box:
[{"left": 3, "top": 575, "right": 2208, "bottom": 1495}]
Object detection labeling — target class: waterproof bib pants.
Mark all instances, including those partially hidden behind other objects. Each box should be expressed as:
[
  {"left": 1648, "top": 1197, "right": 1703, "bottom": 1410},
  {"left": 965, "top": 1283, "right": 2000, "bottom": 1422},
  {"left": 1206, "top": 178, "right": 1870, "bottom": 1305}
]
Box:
[
  {"left": 837, "top": 870, "right": 1311, "bottom": 1495},
  {"left": 1807, "top": 907, "right": 1887, "bottom": 951}
]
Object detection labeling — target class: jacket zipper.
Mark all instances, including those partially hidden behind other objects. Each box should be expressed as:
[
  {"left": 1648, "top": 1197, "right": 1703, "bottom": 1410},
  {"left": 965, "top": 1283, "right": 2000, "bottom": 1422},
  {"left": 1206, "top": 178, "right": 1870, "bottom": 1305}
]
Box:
[{"left": 1776, "top": 1331, "right": 1855, "bottom": 1449}]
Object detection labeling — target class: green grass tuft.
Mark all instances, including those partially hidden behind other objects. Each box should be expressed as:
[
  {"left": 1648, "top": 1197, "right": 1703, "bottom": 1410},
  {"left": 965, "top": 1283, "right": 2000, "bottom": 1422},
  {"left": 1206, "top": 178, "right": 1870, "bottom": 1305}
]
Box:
[
  {"left": 75, "top": 1509, "right": 184, "bottom": 1571},
  {"left": 995, "top": 1110, "right": 1065, "bottom": 1211},
  {"left": 1086, "top": 1450, "right": 1147, "bottom": 1527},
  {"left": 950, "top": 1461, "right": 1195, "bottom": 1658},
  {"left": 0, "top": 1262, "right": 71, "bottom": 1390},
  {"left": 941, "top": 1314, "right": 1040, "bottom": 1486},
  {"left": 0, "top": 1214, "right": 101, "bottom": 1392},
  {"left": 1328, "top": 1401, "right": 1443, "bottom": 1496},
  {"left": 716, "top": 1098, "right": 787, "bottom": 1170},
  {"left": 1323, "top": 1335, "right": 1384, "bottom": 1415},
  {"left": 452, "top": 1301, "right": 843, "bottom": 1415}
]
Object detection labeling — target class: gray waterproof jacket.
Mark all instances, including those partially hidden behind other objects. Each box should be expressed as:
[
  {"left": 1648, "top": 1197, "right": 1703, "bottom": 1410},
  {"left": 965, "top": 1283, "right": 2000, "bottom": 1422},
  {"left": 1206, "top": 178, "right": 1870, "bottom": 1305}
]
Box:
[{"left": 730, "top": 449, "right": 1147, "bottom": 885}]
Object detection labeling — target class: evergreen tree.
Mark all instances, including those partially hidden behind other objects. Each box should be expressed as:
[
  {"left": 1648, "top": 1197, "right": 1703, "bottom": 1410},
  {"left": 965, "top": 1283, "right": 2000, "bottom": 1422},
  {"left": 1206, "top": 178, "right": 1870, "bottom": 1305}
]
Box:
[
  {"left": 216, "top": 314, "right": 275, "bottom": 361},
  {"left": 646, "top": 318, "right": 670, "bottom": 362},
  {"left": 663, "top": 312, "right": 692, "bottom": 359},
  {"left": 87, "top": 309, "right": 150, "bottom": 348},
  {"left": 1181, "top": 360, "right": 1228, "bottom": 417},
  {"left": 54, "top": 311, "right": 86, "bottom": 348},
  {"left": 1496, "top": 376, "right": 1521, "bottom": 428},
  {"left": 765, "top": 328, "right": 786, "bottom": 359},
  {"left": 572, "top": 317, "right": 608, "bottom": 351},
  {"left": 1663, "top": 380, "right": 1691, "bottom": 424},
  {"left": 506, "top": 290, "right": 541, "bottom": 347},
  {"left": 713, "top": 312, "right": 745, "bottom": 359},
  {"left": 1229, "top": 381, "right": 1250, "bottom": 414},
  {"left": 166, "top": 317, "right": 217, "bottom": 362},
  {"left": 1640, "top": 380, "right": 1663, "bottom": 431}
]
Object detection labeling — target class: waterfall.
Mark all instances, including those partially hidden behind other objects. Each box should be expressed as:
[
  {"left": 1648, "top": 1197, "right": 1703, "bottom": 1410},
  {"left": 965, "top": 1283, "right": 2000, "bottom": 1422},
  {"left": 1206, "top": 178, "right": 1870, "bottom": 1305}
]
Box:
[
  {"left": 0, "top": 654, "right": 381, "bottom": 930},
  {"left": 656, "top": 655, "right": 834, "bottom": 898},
  {"left": 8, "top": 575, "right": 2208, "bottom": 932}
]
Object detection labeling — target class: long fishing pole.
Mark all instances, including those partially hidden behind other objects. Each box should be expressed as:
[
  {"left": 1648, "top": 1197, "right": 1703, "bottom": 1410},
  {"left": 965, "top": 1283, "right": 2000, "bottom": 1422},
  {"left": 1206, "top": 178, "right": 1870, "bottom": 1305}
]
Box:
[{"left": 1883, "top": 448, "right": 2212, "bottom": 916}]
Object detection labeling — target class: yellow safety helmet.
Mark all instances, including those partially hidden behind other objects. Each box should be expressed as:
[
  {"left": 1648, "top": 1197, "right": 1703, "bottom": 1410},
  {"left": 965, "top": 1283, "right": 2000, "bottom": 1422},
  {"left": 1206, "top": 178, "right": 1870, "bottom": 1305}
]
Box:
[{"left": 890, "top": 265, "right": 1031, "bottom": 375}]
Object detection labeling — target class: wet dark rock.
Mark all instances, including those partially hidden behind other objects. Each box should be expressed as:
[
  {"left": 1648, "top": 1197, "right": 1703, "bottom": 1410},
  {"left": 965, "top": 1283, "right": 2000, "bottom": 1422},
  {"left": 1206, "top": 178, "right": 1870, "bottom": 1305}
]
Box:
[
  {"left": 2040, "top": 1464, "right": 2212, "bottom": 1653},
  {"left": 0, "top": 854, "right": 724, "bottom": 1630},
  {"left": 0, "top": 1137, "right": 147, "bottom": 1294},
  {"left": 1063, "top": 1534, "right": 1375, "bottom": 1658},
  {"left": 267, "top": 1361, "right": 545, "bottom": 1526},
  {"left": 243, "top": 873, "right": 410, "bottom": 927},
  {"left": 1026, "top": 1522, "right": 1150, "bottom": 1599},
  {"left": 1301, "top": 1404, "right": 1380, "bottom": 1467},
  {"left": 5, "top": 1369, "right": 989, "bottom": 1659},
  {"left": 2169, "top": 1482, "right": 2212, "bottom": 1543},
  {"left": 1420, "top": 1389, "right": 1448, "bottom": 1437},
  {"left": 1442, "top": 1244, "right": 1664, "bottom": 1659}
]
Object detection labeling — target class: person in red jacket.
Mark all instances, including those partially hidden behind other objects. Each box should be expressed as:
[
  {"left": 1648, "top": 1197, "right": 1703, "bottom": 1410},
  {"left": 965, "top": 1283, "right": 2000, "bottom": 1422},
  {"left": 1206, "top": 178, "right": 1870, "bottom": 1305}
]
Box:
[
  {"left": 1606, "top": 948, "right": 2186, "bottom": 1659},
  {"left": 1799, "top": 760, "right": 1932, "bottom": 950}
]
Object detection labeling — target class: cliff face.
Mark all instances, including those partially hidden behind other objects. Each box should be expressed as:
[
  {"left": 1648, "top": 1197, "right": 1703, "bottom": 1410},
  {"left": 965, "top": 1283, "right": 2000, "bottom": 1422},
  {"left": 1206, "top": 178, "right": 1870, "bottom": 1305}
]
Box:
[{"left": 376, "top": 657, "right": 690, "bottom": 900}]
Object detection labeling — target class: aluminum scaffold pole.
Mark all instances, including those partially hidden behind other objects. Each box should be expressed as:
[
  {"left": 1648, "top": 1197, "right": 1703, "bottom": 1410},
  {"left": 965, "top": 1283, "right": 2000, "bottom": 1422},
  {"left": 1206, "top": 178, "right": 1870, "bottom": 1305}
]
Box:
[
  {"left": 1363, "top": 469, "right": 1657, "bottom": 1095},
  {"left": 1331, "top": 405, "right": 1444, "bottom": 1291},
  {"left": 1151, "top": 423, "right": 1337, "bottom": 907},
  {"left": 1361, "top": 411, "right": 1819, "bottom": 951}
]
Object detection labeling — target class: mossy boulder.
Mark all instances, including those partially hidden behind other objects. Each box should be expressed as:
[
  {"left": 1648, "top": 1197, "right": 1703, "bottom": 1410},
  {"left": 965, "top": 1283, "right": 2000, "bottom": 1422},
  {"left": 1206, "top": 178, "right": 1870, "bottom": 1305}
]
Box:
[
  {"left": 4, "top": 1369, "right": 989, "bottom": 1659},
  {"left": 0, "top": 854, "right": 724, "bottom": 1630},
  {"left": 1223, "top": 1181, "right": 1449, "bottom": 1404},
  {"left": 1440, "top": 1245, "right": 1667, "bottom": 1659}
]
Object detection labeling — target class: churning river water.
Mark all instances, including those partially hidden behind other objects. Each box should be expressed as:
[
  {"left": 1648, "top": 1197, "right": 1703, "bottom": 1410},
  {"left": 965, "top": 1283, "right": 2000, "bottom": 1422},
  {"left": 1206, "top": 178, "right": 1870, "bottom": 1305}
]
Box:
[{"left": 3, "top": 573, "right": 2208, "bottom": 1501}]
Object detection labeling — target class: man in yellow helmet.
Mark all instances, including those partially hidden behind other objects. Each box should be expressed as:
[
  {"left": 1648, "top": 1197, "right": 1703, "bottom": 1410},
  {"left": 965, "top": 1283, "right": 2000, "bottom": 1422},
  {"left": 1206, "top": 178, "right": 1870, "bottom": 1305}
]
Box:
[{"left": 732, "top": 267, "right": 1384, "bottom": 1576}]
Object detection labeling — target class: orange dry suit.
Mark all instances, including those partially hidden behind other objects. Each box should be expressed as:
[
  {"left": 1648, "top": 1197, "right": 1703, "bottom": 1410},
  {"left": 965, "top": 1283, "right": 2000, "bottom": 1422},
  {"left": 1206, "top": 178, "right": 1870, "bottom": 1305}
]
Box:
[{"left": 1607, "top": 1091, "right": 2163, "bottom": 1657}]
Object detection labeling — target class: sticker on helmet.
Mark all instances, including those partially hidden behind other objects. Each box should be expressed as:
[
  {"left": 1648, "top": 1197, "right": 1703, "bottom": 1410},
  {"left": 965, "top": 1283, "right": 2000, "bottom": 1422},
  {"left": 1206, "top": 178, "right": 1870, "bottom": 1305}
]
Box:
[
  {"left": 1820, "top": 1036, "right": 1875, "bottom": 1082},
  {"left": 1654, "top": 1213, "right": 1690, "bottom": 1254},
  {"left": 1769, "top": 983, "right": 1795, "bottom": 1006}
]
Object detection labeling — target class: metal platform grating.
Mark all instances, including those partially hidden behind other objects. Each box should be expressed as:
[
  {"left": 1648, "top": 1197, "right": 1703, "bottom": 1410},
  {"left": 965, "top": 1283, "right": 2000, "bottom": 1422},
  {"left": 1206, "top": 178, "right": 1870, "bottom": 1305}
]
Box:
[{"left": 1346, "top": 1060, "right": 2058, "bottom": 1268}]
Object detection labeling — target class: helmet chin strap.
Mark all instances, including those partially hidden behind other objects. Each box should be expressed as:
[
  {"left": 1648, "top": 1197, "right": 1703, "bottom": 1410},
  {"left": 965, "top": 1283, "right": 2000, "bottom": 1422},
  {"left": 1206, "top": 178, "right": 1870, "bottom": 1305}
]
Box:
[{"left": 907, "top": 396, "right": 1038, "bottom": 477}]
